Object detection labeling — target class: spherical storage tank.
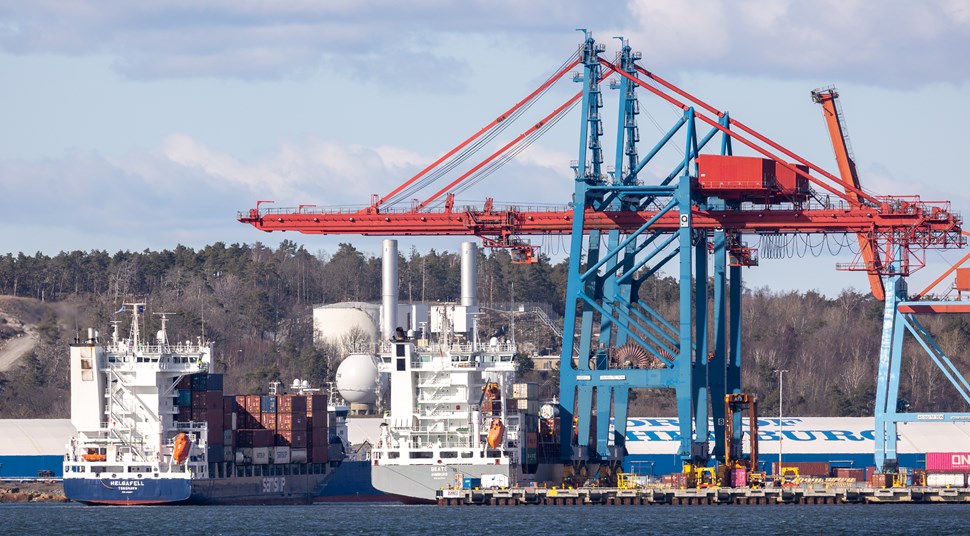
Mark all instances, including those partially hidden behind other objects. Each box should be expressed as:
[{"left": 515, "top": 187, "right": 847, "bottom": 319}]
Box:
[{"left": 335, "top": 354, "right": 381, "bottom": 404}]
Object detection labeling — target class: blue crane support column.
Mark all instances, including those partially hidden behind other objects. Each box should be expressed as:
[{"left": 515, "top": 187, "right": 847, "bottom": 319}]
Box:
[
  {"left": 559, "top": 30, "right": 605, "bottom": 463},
  {"left": 874, "top": 250, "right": 970, "bottom": 472},
  {"left": 558, "top": 35, "right": 720, "bottom": 470},
  {"left": 874, "top": 249, "right": 906, "bottom": 471},
  {"left": 596, "top": 37, "right": 641, "bottom": 462},
  {"left": 709, "top": 229, "right": 728, "bottom": 461}
]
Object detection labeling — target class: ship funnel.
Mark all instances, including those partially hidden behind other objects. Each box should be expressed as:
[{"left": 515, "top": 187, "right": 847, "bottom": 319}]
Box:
[
  {"left": 461, "top": 242, "right": 478, "bottom": 307},
  {"left": 381, "top": 239, "right": 398, "bottom": 340}
]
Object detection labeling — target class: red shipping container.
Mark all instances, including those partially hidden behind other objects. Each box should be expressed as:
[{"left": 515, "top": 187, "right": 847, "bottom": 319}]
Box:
[
  {"left": 177, "top": 407, "right": 192, "bottom": 422},
  {"left": 956, "top": 268, "right": 970, "bottom": 292},
  {"left": 306, "top": 395, "right": 327, "bottom": 415},
  {"left": 833, "top": 468, "right": 865, "bottom": 482},
  {"left": 191, "top": 408, "right": 207, "bottom": 422},
  {"left": 309, "top": 427, "right": 328, "bottom": 447},
  {"left": 192, "top": 390, "right": 209, "bottom": 408},
  {"left": 310, "top": 445, "right": 329, "bottom": 464},
  {"left": 291, "top": 395, "right": 308, "bottom": 413},
  {"left": 175, "top": 376, "right": 192, "bottom": 389},
  {"left": 696, "top": 154, "right": 774, "bottom": 192},
  {"left": 207, "top": 425, "right": 223, "bottom": 446},
  {"left": 926, "top": 452, "right": 970, "bottom": 473},
  {"left": 206, "top": 391, "right": 222, "bottom": 411},
  {"left": 260, "top": 413, "right": 278, "bottom": 430},
  {"left": 774, "top": 162, "right": 810, "bottom": 193},
  {"left": 772, "top": 461, "right": 830, "bottom": 477},
  {"left": 255, "top": 429, "right": 275, "bottom": 448},
  {"left": 235, "top": 395, "right": 247, "bottom": 411},
  {"left": 277, "top": 413, "right": 307, "bottom": 431},
  {"left": 245, "top": 395, "right": 261, "bottom": 413},
  {"left": 236, "top": 429, "right": 254, "bottom": 448},
  {"left": 279, "top": 395, "right": 308, "bottom": 413},
  {"left": 238, "top": 429, "right": 275, "bottom": 448},
  {"left": 276, "top": 429, "right": 308, "bottom": 448},
  {"left": 224, "top": 396, "right": 238, "bottom": 414}
]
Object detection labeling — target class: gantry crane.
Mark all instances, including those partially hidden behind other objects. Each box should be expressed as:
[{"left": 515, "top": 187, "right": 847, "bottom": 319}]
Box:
[{"left": 239, "top": 33, "right": 965, "bottom": 473}]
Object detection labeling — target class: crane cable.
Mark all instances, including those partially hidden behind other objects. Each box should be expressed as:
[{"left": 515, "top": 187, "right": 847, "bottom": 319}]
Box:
[{"left": 381, "top": 50, "right": 581, "bottom": 209}]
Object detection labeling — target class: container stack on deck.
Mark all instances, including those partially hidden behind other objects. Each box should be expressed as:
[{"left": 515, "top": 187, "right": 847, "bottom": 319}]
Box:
[
  {"left": 512, "top": 382, "right": 539, "bottom": 474},
  {"left": 924, "top": 452, "right": 970, "bottom": 487},
  {"left": 173, "top": 373, "right": 331, "bottom": 466}
]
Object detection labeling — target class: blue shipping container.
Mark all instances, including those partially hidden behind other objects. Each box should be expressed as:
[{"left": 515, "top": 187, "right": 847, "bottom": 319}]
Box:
[
  {"left": 261, "top": 395, "right": 277, "bottom": 413},
  {"left": 178, "top": 389, "right": 193, "bottom": 408},
  {"left": 206, "top": 373, "right": 224, "bottom": 392},
  {"left": 462, "top": 477, "right": 481, "bottom": 490},
  {"left": 191, "top": 373, "right": 208, "bottom": 391}
]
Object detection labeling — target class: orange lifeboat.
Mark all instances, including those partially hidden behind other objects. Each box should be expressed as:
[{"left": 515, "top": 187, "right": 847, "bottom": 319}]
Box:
[
  {"left": 487, "top": 418, "right": 505, "bottom": 449},
  {"left": 172, "top": 432, "right": 191, "bottom": 464},
  {"left": 81, "top": 450, "right": 106, "bottom": 462}
]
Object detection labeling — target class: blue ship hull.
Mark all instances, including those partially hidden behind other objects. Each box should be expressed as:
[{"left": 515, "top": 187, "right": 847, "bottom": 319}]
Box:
[
  {"left": 65, "top": 463, "right": 362, "bottom": 505},
  {"left": 64, "top": 477, "right": 191, "bottom": 505},
  {"left": 316, "top": 460, "right": 390, "bottom": 502}
]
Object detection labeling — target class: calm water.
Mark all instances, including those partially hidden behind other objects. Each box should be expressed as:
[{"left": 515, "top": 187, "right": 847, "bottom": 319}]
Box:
[{"left": 0, "top": 503, "right": 967, "bottom": 535}]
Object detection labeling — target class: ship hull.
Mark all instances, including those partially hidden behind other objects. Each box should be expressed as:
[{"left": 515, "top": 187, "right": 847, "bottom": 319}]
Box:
[
  {"left": 64, "top": 477, "right": 192, "bottom": 505},
  {"left": 65, "top": 464, "right": 340, "bottom": 505},
  {"left": 372, "top": 463, "right": 511, "bottom": 503}
]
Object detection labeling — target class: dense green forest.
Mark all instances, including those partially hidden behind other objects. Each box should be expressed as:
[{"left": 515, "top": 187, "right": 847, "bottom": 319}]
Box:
[{"left": 0, "top": 240, "right": 967, "bottom": 420}]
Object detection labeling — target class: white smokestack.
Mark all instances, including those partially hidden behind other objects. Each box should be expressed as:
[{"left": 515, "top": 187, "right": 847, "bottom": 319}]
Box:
[
  {"left": 461, "top": 242, "right": 478, "bottom": 307},
  {"left": 381, "top": 239, "right": 398, "bottom": 340}
]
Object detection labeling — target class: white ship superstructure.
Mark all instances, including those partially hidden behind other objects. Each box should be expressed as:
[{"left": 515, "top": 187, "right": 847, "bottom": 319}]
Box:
[
  {"left": 371, "top": 335, "right": 524, "bottom": 501},
  {"left": 366, "top": 240, "right": 543, "bottom": 502},
  {"left": 64, "top": 304, "right": 212, "bottom": 503}
]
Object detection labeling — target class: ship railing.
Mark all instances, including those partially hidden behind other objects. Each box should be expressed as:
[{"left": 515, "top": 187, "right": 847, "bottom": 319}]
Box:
[
  {"left": 376, "top": 340, "right": 517, "bottom": 354},
  {"left": 103, "top": 353, "right": 209, "bottom": 373}
]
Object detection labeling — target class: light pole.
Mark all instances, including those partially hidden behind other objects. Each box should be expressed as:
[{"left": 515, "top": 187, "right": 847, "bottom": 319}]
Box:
[{"left": 774, "top": 369, "right": 788, "bottom": 476}]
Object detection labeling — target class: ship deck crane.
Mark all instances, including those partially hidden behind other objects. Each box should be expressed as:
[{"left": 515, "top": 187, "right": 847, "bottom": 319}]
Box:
[{"left": 239, "top": 33, "right": 965, "bottom": 473}]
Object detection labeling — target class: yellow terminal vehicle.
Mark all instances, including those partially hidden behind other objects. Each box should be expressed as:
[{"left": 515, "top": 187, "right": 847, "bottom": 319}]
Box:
[
  {"left": 684, "top": 464, "right": 719, "bottom": 488},
  {"left": 780, "top": 467, "right": 801, "bottom": 487}
]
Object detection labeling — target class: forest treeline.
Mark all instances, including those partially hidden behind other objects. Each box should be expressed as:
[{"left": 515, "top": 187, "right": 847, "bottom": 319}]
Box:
[{"left": 0, "top": 241, "right": 967, "bottom": 420}]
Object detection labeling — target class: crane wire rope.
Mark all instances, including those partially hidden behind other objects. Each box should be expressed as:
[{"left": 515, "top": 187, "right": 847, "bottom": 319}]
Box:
[{"left": 381, "top": 51, "right": 580, "bottom": 209}]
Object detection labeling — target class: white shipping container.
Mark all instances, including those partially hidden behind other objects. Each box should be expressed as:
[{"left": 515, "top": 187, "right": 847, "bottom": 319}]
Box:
[
  {"left": 273, "top": 446, "right": 291, "bottom": 464},
  {"left": 513, "top": 382, "right": 538, "bottom": 400},
  {"left": 517, "top": 399, "right": 540, "bottom": 414},
  {"left": 290, "top": 448, "right": 308, "bottom": 463},
  {"left": 926, "top": 473, "right": 966, "bottom": 487},
  {"left": 251, "top": 446, "right": 271, "bottom": 465},
  {"left": 481, "top": 474, "right": 510, "bottom": 489}
]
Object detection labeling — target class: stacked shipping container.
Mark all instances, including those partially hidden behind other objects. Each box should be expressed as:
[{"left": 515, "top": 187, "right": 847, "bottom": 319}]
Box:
[
  {"left": 924, "top": 452, "right": 970, "bottom": 488},
  {"left": 173, "top": 373, "right": 331, "bottom": 467}
]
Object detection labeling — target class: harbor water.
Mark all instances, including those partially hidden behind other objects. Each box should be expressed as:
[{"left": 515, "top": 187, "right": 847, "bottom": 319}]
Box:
[{"left": 1, "top": 503, "right": 968, "bottom": 535}]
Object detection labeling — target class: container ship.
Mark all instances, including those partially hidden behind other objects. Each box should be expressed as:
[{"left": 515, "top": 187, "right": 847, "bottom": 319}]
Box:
[
  {"left": 368, "top": 336, "right": 550, "bottom": 503},
  {"left": 63, "top": 304, "right": 345, "bottom": 505}
]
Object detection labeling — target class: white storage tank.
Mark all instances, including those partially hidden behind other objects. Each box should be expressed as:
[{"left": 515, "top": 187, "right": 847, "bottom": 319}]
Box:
[
  {"left": 335, "top": 354, "right": 382, "bottom": 404},
  {"left": 313, "top": 302, "right": 380, "bottom": 352}
]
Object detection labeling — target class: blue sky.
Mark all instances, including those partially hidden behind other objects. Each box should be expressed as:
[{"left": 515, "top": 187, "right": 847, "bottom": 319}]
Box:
[{"left": 1, "top": 0, "right": 968, "bottom": 297}]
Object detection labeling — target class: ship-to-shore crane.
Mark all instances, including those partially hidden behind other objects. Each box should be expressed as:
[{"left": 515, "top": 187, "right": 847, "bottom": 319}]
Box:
[{"left": 239, "top": 33, "right": 965, "bottom": 474}]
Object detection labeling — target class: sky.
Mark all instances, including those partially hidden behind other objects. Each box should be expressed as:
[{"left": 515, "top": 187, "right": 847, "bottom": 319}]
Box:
[{"left": 1, "top": 0, "right": 969, "bottom": 298}]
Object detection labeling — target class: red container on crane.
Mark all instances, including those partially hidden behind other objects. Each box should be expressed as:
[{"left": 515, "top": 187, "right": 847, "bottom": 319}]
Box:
[
  {"left": 774, "top": 162, "right": 811, "bottom": 194},
  {"left": 695, "top": 154, "right": 775, "bottom": 200}
]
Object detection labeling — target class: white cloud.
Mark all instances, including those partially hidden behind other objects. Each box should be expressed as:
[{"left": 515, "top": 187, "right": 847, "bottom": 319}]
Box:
[
  {"left": 0, "top": 1, "right": 612, "bottom": 86},
  {"left": 621, "top": 0, "right": 970, "bottom": 87}
]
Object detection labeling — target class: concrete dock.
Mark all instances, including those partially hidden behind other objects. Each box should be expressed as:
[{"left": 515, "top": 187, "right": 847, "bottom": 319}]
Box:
[{"left": 437, "top": 485, "right": 970, "bottom": 506}]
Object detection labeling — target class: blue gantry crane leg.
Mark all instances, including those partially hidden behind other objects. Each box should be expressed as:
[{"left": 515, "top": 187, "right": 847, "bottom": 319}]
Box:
[
  {"left": 558, "top": 33, "right": 746, "bottom": 472},
  {"left": 874, "top": 257, "right": 970, "bottom": 471}
]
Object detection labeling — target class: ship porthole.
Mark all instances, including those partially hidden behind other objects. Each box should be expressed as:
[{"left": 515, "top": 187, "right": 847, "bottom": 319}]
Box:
[
  {"left": 137, "top": 474, "right": 142, "bottom": 478},
  {"left": 437, "top": 460, "right": 442, "bottom": 464},
  {"left": 112, "top": 474, "right": 117, "bottom": 478}
]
